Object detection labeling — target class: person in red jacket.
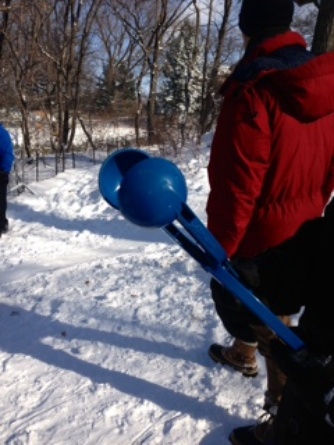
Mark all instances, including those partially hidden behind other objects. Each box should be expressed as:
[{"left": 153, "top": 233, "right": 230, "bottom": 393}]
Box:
[{"left": 206, "top": 0, "right": 334, "bottom": 424}]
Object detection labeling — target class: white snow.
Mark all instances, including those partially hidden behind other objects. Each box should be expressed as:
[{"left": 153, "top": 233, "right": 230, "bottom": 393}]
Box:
[{"left": 1, "top": 135, "right": 274, "bottom": 445}]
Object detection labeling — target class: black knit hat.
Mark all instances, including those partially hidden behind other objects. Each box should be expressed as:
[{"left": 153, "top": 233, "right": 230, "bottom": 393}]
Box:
[{"left": 239, "top": 0, "right": 294, "bottom": 38}]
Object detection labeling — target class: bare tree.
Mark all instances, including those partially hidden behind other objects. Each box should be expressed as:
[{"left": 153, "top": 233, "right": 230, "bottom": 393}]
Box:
[
  {"left": 294, "top": 0, "right": 334, "bottom": 53},
  {"left": 3, "top": 0, "right": 42, "bottom": 158},
  {"left": 40, "top": 0, "right": 104, "bottom": 154},
  {"left": 110, "top": 0, "right": 194, "bottom": 145},
  {"left": 311, "top": 0, "right": 334, "bottom": 53},
  {"left": 0, "top": 0, "right": 104, "bottom": 159},
  {"left": 0, "top": 0, "right": 11, "bottom": 59},
  {"left": 93, "top": 3, "right": 143, "bottom": 145},
  {"left": 199, "top": 0, "right": 233, "bottom": 136}
]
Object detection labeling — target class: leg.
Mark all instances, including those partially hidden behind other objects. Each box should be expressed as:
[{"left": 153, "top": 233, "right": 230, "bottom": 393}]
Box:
[
  {"left": 251, "top": 315, "right": 291, "bottom": 413},
  {"left": 0, "top": 172, "right": 9, "bottom": 232},
  {"left": 209, "top": 278, "right": 259, "bottom": 377},
  {"left": 210, "top": 277, "right": 258, "bottom": 342}
]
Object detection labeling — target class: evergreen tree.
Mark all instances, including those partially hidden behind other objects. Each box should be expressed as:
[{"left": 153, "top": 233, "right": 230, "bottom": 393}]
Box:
[
  {"left": 96, "top": 60, "right": 136, "bottom": 111},
  {"left": 160, "top": 20, "right": 203, "bottom": 122}
]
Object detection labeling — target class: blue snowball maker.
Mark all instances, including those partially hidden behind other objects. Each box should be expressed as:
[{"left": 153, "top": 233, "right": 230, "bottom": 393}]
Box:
[
  {"left": 98, "top": 148, "right": 188, "bottom": 227},
  {"left": 119, "top": 157, "right": 187, "bottom": 227},
  {"left": 98, "top": 148, "right": 150, "bottom": 210}
]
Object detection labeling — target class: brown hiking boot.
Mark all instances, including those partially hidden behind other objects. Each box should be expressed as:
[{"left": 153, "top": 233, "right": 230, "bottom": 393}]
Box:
[{"left": 208, "top": 339, "right": 258, "bottom": 377}]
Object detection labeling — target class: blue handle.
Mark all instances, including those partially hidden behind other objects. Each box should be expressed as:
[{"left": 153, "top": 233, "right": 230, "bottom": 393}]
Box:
[
  {"left": 164, "top": 213, "right": 305, "bottom": 352},
  {"left": 210, "top": 264, "right": 305, "bottom": 351}
]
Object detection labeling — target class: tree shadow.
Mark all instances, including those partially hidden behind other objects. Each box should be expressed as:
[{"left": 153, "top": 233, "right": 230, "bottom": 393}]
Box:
[
  {"left": 0, "top": 302, "right": 233, "bottom": 424},
  {"left": 8, "top": 201, "right": 171, "bottom": 243}
]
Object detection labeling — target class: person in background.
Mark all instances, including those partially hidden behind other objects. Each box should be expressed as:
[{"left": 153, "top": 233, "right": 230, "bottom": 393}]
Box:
[
  {"left": 206, "top": 0, "right": 334, "bottom": 423},
  {"left": 0, "top": 123, "right": 15, "bottom": 236},
  {"left": 229, "top": 197, "right": 334, "bottom": 444}
]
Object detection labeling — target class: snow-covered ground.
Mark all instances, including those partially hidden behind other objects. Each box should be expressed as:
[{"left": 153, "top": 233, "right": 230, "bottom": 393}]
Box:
[{"left": 1, "top": 134, "right": 274, "bottom": 445}]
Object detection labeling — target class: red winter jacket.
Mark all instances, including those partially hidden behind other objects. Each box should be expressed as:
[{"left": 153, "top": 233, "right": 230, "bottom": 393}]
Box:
[{"left": 207, "top": 31, "right": 334, "bottom": 259}]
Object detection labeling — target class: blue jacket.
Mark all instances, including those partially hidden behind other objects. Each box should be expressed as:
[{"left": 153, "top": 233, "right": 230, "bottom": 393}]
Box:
[{"left": 0, "top": 124, "right": 14, "bottom": 173}]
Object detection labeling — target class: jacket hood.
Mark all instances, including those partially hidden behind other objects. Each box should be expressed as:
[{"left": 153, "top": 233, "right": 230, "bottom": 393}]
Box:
[
  {"left": 268, "top": 52, "right": 334, "bottom": 122},
  {"left": 223, "top": 31, "right": 334, "bottom": 122}
]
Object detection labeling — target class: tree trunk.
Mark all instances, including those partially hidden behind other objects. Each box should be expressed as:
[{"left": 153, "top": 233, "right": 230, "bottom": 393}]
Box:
[
  {"left": 312, "top": 0, "right": 334, "bottom": 54},
  {"left": 199, "top": 0, "right": 233, "bottom": 136}
]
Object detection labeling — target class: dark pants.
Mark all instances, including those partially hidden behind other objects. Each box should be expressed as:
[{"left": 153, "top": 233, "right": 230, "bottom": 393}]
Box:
[
  {"left": 0, "top": 171, "right": 9, "bottom": 230},
  {"left": 210, "top": 277, "right": 259, "bottom": 343},
  {"left": 272, "top": 380, "right": 334, "bottom": 444}
]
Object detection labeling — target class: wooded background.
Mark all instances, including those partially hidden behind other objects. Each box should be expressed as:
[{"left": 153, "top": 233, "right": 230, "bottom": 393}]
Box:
[{"left": 0, "top": 0, "right": 332, "bottom": 159}]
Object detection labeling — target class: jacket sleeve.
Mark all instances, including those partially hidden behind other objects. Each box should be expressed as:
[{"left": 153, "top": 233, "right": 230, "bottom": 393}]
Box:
[
  {"left": 0, "top": 126, "right": 15, "bottom": 173},
  {"left": 207, "top": 88, "right": 271, "bottom": 258}
]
